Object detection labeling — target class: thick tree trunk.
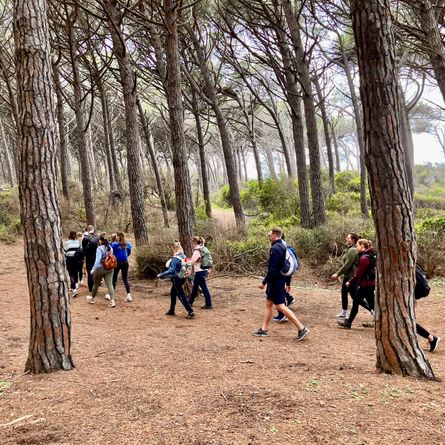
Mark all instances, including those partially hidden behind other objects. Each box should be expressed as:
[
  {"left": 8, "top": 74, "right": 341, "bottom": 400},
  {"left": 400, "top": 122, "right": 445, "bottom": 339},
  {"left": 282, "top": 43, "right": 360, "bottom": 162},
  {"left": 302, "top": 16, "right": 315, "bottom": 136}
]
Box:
[
  {"left": 103, "top": 0, "right": 148, "bottom": 245},
  {"left": 191, "top": 92, "right": 212, "bottom": 218},
  {"left": 351, "top": 0, "right": 434, "bottom": 379},
  {"left": 137, "top": 98, "right": 170, "bottom": 227},
  {"left": 186, "top": 24, "right": 245, "bottom": 229},
  {"left": 53, "top": 64, "right": 69, "bottom": 199},
  {"left": 282, "top": 0, "right": 326, "bottom": 226},
  {"left": 14, "top": 0, "right": 74, "bottom": 374},
  {"left": 164, "top": 0, "right": 196, "bottom": 254},
  {"left": 399, "top": 88, "right": 415, "bottom": 195}
]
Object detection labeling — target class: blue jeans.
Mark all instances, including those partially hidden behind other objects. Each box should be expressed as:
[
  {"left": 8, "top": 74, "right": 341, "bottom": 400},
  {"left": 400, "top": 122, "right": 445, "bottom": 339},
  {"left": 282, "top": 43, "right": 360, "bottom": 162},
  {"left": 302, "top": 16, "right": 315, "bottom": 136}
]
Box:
[
  {"left": 189, "top": 271, "right": 212, "bottom": 306},
  {"left": 170, "top": 276, "right": 193, "bottom": 314}
]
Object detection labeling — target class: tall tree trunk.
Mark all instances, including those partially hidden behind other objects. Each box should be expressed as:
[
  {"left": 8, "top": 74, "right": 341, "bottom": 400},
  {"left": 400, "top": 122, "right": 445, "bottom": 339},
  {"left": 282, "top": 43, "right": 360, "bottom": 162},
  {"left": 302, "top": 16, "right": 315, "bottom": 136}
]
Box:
[
  {"left": 186, "top": 24, "right": 245, "bottom": 229},
  {"left": 314, "top": 76, "right": 335, "bottom": 193},
  {"left": 0, "top": 117, "right": 15, "bottom": 187},
  {"left": 264, "top": 145, "right": 277, "bottom": 179},
  {"left": 329, "top": 119, "right": 341, "bottom": 173},
  {"left": 14, "top": 0, "right": 74, "bottom": 374},
  {"left": 53, "top": 63, "right": 69, "bottom": 199},
  {"left": 103, "top": 0, "right": 148, "bottom": 245},
  {"left": 163, "top": 0, "right": 196, "bottom": 254},
  {"left": 191, "top": 92, "right": 212, "bottom": 218},
  {"left": 399, "top": 87, "right": 415, "bottom": 195},
  {"left": 281, "top": 0, "right": 325, "bottom": 226},
  {"left": 351, "top": 0, "right": 434, "bottom": 379},
  {"left": 67, "top": 12, "right": 95, "bottom": 226},
  {"left": 338, "top": 35, "right": 368, "bottom": 216},
  {"left": 137, "top": 98, "right": 170, "bottom": 227}
]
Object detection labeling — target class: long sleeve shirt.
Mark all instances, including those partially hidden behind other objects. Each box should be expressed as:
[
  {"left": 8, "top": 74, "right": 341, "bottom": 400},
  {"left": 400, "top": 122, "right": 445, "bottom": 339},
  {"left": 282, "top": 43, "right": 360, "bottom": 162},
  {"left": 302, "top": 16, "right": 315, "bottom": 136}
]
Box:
[
  {"left": 158, "top": 254, "right": 185, "bottom": 279},
  {"left": 190, "top": 247, "right": 203, "bottom": 273},
  {"left": 92, "top": 245, "right": 113, "bottom": 272},
  {"left": 64, "top": 239, "right": 81, "bottom": 258},
  {"left": 348, "top": 248, "right": 376, "bottom": 288},
  {"left": 336, "top": 245, "right": 359, "bottom": 279},
  {"left": 262, "top": 239, "right": 288, "bottom": 286},
  {"left": 110, "top": 242, "right": 132, "bottom": 262}
]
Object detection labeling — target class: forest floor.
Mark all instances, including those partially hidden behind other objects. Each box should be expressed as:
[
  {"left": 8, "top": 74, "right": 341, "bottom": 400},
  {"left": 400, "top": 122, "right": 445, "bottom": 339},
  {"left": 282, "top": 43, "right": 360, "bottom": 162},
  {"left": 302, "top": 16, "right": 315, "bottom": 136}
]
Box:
[{"left": 0, "top": 241, "right": 445, "bottom": 445}]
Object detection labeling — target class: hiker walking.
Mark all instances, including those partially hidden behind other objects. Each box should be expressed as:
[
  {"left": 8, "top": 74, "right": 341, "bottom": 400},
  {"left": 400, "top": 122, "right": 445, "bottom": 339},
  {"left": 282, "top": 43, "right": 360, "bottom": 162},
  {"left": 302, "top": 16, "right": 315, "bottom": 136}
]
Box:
[
  {"left": 252, "top": 227, "right": 309, "bottom": 341},
  {"left": 338, "top": 239, "right": 376, "bottom": 329},
  {"left": 82, "top": 225, "right": 99, "bottom": 300},
  {"left": 157, "top": 241, "right": 195, "bottom": 319},
  {"left": 64, "top": 230, "right": 82, "bottom": 297},
  {"left": 111, "top": 231, "right": 133, "bottom": 302},
  {"left": 88, "top": 234, "right": 116, "bottom": 308},
  {"left": 188, "top": 236, "right": 213, "bottom": 309}
]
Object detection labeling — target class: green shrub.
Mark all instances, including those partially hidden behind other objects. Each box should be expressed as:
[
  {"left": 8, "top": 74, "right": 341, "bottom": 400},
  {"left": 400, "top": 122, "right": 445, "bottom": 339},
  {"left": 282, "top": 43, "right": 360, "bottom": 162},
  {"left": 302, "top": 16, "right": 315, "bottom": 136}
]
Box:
[
  {"left": 414, "top": 193, "right": 445, "bottom": 210},
  {"left": 335, "top": 171, "right": 361, "bottom": 193},
  {"left": 0, "top": 189, "right": 21, "bottom": 241},
  {"left": 327, "top": 192, "right": 362, "bottom": 215}
]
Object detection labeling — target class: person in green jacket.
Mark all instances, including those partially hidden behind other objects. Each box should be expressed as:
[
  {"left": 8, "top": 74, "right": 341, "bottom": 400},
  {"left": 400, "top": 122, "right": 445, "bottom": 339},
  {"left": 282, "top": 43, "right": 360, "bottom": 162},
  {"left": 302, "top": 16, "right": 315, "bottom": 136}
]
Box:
[{"left": 331, "top": 232, "right": 360, "bottom": 318}]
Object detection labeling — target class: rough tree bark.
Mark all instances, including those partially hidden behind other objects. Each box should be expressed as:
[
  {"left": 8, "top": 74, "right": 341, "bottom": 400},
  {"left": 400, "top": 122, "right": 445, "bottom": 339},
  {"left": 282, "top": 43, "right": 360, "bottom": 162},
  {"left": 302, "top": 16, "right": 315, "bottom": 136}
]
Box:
[
  {"left": 14, "top": 0, "right": 74, "bottom": 374},
  {"left": 351, "top": 0, "right": 434, "bottom": 378},
  {"left": 103, "top": 0, "right": 148, "bottom": 245}
]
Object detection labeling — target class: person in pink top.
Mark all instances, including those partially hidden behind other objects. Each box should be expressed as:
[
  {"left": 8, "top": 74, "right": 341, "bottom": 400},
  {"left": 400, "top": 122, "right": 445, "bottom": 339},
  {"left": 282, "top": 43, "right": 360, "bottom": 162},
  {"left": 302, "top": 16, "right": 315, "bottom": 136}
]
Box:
[{"left": 188, "top": 236, "right": 213, "bottom": 309}]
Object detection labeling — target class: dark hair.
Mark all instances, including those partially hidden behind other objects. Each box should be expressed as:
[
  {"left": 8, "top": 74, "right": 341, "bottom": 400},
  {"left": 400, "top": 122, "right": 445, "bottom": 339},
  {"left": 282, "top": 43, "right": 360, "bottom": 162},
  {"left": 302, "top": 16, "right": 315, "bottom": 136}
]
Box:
[
  {"left": 117, "top": 231, "right": 127, "bottom": 249},
  {"left": 349, "top": 232, "right": 359, "bottom": 243},
  {"left": 99, "top": 234, "right": 110, "bottom": 248},
  {"left": 270, "top": 227, "right": 283, "bottom": 238},
  {"left": 69, "top": 230, "right": 77, "bottom": 240}
]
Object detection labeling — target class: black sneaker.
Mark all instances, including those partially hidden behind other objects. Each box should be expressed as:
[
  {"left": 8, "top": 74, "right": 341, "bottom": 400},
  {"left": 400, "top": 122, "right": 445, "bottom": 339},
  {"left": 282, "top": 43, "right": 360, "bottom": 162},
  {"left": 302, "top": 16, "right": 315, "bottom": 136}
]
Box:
[
  {"left": 165, "top": 310, "right": 175, "bottom": 316},
  {"left": 429, "top": 336, "right": 441, "bottom": 352},
  {"left": 201, "top": 304, "right": 213, "bottom": 309},
  {"left": 272, "top": 314, "right": 288, "bottom": 322},
  {"left": 186, "top": 312, "right": 195, "bottom": 319},
  {"left": 295, "top": 326, "right": 309, "bottom": 341},
  {"left": 286, "top": 297, "right": 296, "bottom": 307},
  {"left": 337, "top": 319, "right": 351, "bottom": 329},
  {"left": 252, "top": 328, "right": 268, "bottom": 337}
]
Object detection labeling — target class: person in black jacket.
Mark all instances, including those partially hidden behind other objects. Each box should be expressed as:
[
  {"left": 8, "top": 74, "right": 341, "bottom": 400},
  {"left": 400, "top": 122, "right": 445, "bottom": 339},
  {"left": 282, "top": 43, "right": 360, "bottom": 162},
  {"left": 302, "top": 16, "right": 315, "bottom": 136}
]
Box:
[
  {"left": 82, "top": 225, "right": 99, "bottom": 300},
  {"left": 252, "top": 227, "right": 309, "bottom": 341}
]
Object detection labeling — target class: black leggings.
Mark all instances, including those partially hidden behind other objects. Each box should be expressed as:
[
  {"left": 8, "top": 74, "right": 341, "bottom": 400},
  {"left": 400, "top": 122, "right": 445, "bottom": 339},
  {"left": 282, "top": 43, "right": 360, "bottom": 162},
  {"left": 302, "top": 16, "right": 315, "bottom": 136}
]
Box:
[
  {"left": 169, "top": 276, "right": 193, "bottom": 314},
  {"left": 347, "top": 286, "right": 375, "bottom": 326},
  {"left": 113, "top": 260, "right": 130, "bottom": 293},
  {"left": 66, "top": 257, "right": 78, "bottom": 291},
  {"left": 416, "top": 323, "right": 430, "bottom": 339}
]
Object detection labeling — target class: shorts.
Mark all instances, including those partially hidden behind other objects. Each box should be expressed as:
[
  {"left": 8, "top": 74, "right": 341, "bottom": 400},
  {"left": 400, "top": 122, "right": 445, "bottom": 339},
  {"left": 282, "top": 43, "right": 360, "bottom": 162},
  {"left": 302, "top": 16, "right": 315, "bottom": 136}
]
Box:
[{"left": 266, "top": 280, "right": 287, "bottom": 305}]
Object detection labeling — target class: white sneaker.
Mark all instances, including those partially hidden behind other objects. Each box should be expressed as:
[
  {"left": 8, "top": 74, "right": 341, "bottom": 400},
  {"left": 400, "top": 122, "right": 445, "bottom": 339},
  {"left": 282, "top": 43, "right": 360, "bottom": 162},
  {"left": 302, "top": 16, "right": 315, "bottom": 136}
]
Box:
[
  {"left": 72, "top": 288, "right": 78, "bottom": 297},
  {"left": 108, "top": 299, "right": 116, "bottom": 308},
  {"left": 337, "top": 310, "right": 348, "bottom": 319},
  {"left": 75, "top": 283, "right": 79, "bottom": 289},
  {"left": 105, "top": 294, "right": 111, "bottom": 301},
  {"left": 87, "top": 295, "right": 95, "bottom": 304},
  {"left": 125, "top": 293, "right": 132, "bottom": 302}
]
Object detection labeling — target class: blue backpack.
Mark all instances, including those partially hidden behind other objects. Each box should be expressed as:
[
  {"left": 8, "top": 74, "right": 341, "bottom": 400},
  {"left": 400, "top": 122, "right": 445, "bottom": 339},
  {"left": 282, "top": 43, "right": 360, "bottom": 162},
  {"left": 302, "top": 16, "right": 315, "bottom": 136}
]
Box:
[{"left": 280, "top": 242, "right": 299, "bottom": 277}]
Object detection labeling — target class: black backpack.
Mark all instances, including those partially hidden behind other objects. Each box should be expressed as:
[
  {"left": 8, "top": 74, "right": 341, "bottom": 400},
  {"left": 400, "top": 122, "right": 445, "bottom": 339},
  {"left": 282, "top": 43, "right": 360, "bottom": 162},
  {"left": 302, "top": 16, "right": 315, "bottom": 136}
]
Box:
[
  {"left": 362, "top": 250, "right": 377, "bottom": 281},
  {"left": 83, "top": 234, "right": 98, "bottom": 256},
  {"left": 415, "top": 264, "right": 430, "bottom": 300}
]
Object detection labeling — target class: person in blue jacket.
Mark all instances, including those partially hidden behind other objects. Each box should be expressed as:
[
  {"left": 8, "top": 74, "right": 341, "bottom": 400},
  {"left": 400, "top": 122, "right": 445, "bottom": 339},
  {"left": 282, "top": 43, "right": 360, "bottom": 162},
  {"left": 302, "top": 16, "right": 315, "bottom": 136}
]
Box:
[
  {"left": 157, "top": 241, "right": 195, "bottom": 319},
  {"left": 111, "top": 231, "right": 133, "bottom": 302}
]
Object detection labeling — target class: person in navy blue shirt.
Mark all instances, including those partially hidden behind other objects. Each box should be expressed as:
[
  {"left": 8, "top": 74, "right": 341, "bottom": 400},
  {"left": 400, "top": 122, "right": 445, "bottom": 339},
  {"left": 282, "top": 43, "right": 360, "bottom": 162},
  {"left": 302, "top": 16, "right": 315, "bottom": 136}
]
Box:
[
  {"left": 252, "top": 227, "right": 309, "bottom": 341},
  {"left": 157, "top": 241, "right": 195, "bottom": 319},
  {"left": 110, "top": 231, "right": 133, "bottom": 302}
]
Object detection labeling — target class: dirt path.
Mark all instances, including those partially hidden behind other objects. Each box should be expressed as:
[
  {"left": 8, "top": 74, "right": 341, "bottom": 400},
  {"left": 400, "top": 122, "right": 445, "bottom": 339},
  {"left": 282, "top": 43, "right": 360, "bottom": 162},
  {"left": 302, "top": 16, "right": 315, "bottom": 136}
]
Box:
[{"left": 0, "top": 241, "right": 444, "bottom": 445}]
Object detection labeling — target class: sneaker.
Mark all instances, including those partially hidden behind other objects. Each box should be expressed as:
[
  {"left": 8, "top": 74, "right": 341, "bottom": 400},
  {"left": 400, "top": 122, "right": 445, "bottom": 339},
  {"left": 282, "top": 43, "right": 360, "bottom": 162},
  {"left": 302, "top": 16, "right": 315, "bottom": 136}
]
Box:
[
  {"left": 86, "top": 295, "right": 95, "bottom": 304},
  {"left": 295, "top": 326, "right": 309, "bottom": 341},
  {"left": 105, "top": 294, "right": 111, "bottom": 301},
  {"left": 429, "top": 336, "right": 441, "bottom": 353},
  {"left": 75, "top": 283, "right": 79, "bottom": 290},
  {"left": 125, "top": 293, "right": 132, "bottom": 302},
  {"left": 186, "top": 312, "right": 195, "bottom": 319},
  {"left": 337, "top": 319, "right": 351, "bottom": 329},
  {"left": 201, "top": 304, "right": 213, "bottom": 309},
  {"left": 108, "top": 299, "right": 116, "bottom": 308},
  {"left": 165, "top": 310, "right": 175, "bottom": 316},
  {"left": 337, "top": 310, "right": 348, "bottom": 319},
  {"left": 272, "top": 314, "right": 288, "bottom": 322},
  {"left": 252, "top": 328, "right": 268, "bottom": 337},
  {"left": 72, "top": 288, "right": 78, "bottom": 297},
  {"left": 362, "top": 321, "right": 374, "bottom": 328},
  {"left": 286, "top": 297, "right": 296, "bottom": 307}
]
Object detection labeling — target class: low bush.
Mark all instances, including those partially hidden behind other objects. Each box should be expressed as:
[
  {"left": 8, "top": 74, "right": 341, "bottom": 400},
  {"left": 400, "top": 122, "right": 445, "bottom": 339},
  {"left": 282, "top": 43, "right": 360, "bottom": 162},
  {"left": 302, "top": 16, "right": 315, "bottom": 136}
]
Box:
[{"left": 0, "top": 188, "right": 21, "bottom": 242}]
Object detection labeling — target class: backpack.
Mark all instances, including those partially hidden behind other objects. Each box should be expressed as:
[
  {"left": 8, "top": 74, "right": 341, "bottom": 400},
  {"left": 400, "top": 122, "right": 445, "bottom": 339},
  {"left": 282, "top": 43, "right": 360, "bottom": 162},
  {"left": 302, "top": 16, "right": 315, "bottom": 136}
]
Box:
[
  {"left": 415, "top": 264, "right": 430, "bottom": 299},
  {"left": 74, "top": 246, "right": 84, "bottom": 260},
  {"left": 200, "top": 246, "right": 213, "bottom": 269},
  {"left": 178, "top": 258, "right": 193, "bottom": 279},
  {"left": 280, "top": 243, "right": 299, "bottom": 277},
  {"left": 102, "top": 247, "right": 117, "bottom": 270},
  {"left": 84, "top": 234, "right": 99, "bottom": 256}
]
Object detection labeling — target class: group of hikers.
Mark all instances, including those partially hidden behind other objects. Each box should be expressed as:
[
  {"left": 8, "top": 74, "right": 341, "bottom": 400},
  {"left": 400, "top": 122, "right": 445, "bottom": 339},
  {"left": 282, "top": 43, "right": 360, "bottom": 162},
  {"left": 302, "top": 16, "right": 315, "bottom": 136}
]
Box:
[{"left": 63, "top": 225, "right": 439, "bottom": 353}]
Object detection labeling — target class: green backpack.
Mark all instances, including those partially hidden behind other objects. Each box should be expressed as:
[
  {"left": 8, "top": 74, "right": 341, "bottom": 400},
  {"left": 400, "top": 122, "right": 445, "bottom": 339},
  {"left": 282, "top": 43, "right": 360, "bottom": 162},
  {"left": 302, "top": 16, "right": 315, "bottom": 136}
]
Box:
[{"left": 201, "top": 246, "right": 213, "bottom": 269}]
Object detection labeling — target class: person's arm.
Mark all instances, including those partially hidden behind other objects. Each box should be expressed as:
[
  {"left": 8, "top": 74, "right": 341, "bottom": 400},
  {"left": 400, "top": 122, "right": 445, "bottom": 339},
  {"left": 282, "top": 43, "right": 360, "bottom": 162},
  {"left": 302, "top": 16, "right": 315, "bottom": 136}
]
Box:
[
  {"left": 158, "top": 257, "right": 179, "bottom": 279},
  {"left": 336, "top": 248, "right": 357, "bottom": 277},
  {"left": 348, "top": 255, "right": 369, "bottom": 286},
  {"left": 127, "top": 242, "right": 132, "bottom": 257},
  {"left": 262, "top": 244, "right": 283, "bottom": 285},
  {"left": 91, "top": 246, "right": 103, "bottom": 273}
]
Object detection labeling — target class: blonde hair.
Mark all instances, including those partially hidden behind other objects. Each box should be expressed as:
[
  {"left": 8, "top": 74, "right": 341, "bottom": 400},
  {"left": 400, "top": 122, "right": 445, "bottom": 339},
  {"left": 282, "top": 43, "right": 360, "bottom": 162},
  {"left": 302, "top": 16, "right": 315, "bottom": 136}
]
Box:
[
  {"left": 192, "top": 236, "right": 205, "bottom": 245},
  {"left": 357, "top": 238, "right": 370, "bottom": 249},
  {"left": 173, "top": 240, "right": 183, "bottom": 254}
]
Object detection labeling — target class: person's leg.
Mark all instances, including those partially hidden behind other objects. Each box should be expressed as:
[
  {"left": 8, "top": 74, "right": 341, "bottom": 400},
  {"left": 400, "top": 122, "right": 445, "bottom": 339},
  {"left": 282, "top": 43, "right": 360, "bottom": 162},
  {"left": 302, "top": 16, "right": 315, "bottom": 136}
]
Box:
[
  {"left": 77, "top": 260, "right": 84, "bottom": 284},
  {"left": 103, "top": 269, "right": 115, "bottom": 306},
  {"left": 276, "top": 304, "right": 304, "bottom": 331},
  {"left": 90, "top": 269, "right": 104, "bottom": 300},
  {"left": 112, "top": 263, "right": 120, "bottom": 289},
  {"left": 341, "top": 288, "right": 366, "bottom": 327},
  {"left": 167, "top": 281, "right": 177, "bottom": 314},
  {"left": 341, "top": 278, "right": 349, "bottom": 312},
  {"left": 188, "top": 274, "right": 200, "bottom": 306},
  {"left": 174, "top": 276, "right": 194, "bottom": 315},
  {"left": 260, "top": 299, "right": 275, "bottom": 332},
  {"left": 198, "top": 271, "right": 212, "bottom": 307},
  {"left": 66, "top": 259, "right": 77, "bottom": 291},
  {"left": 86, "top": 260, "right": 94, "bottom": 293},
  {"left": 416, "top": 323, "right": 430, "bottom": 339},
  {"left": 121, "top": 261, "right": 131, "bottom": 294}
]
